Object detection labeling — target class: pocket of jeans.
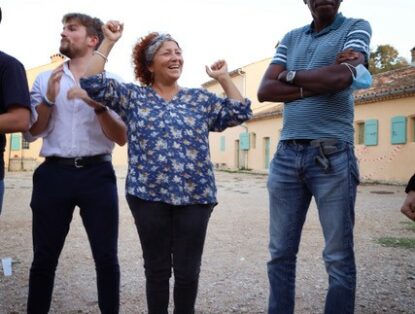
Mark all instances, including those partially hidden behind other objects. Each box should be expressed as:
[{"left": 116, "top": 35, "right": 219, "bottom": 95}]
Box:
[{"left": 323, "top": 141, "right": 347, "bottom": 156}]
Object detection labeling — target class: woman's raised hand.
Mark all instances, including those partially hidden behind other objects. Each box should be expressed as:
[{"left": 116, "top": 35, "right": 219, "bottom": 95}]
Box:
[
  {"left": 205, "top": 59, "right": 229, "bottom": 81},
  {"left": 102, "top": 20, "right": 124, "bottom": 43}
]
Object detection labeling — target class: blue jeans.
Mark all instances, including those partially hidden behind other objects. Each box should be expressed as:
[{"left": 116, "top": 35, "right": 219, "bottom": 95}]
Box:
[
  {"left": 27, "top": 161, "right": 120, "bottom": 314},
  {"left": 267, "top": 140, "right": 359, "bottom": 314},
  {"left": 126, "top": 195, "right": 214, "bottom": 314},
  {"left": 0, "top": 179, "right": 4, "bottom": 215}
]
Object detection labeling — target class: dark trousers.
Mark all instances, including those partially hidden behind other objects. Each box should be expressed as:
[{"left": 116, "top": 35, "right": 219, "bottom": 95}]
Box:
[
  {"left": 27, "top": 161, "right": 120, "bottom": 314},
  {"left": 126, "top": 195, "right": 213, "bottom": 314}
]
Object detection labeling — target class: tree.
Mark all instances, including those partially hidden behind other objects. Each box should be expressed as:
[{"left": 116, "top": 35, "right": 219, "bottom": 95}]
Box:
[{"left": 369, "top": 45, "right": 409, "bottom": 74}]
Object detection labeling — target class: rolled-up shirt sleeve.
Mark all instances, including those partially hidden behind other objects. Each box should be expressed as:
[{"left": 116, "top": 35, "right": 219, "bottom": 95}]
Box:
[
  {"left": 80, "top": 72, "right": 131, "bottom": 118},
  {"left": 25, "top": 73, "right": 54, "bottom": 141}
]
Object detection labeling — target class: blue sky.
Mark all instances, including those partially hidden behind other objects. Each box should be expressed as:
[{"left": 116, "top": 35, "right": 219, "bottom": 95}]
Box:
[{"left": 1, "top": 0, "right": 413, "bottom": 86}]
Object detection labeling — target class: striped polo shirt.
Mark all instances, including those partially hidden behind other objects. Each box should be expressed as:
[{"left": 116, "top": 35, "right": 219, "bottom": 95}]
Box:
[{"left": 271, "top": 13, "right": 372, "bottom": 144}]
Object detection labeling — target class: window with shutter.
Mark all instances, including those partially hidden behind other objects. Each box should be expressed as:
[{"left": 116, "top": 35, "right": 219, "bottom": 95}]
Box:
[
  {"left": 391, "top": 116, "right": 407, "bottom": 144},
  {"left": 364, "top": 119, "right": 378, "bottom": 146}
]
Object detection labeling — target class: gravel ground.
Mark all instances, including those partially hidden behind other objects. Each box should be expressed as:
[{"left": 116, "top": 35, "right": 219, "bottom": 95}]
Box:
[{"left": 0, "top": 168, "right": 414, "bottom": 314}]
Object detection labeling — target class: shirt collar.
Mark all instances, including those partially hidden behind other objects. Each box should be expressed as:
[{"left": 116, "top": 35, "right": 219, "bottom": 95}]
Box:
[
  {"left": 62, "top": 60, "right": 77, "bottom": 83},
  {"left": 305, "top": 13, "right": 345, "bottom": 36}
]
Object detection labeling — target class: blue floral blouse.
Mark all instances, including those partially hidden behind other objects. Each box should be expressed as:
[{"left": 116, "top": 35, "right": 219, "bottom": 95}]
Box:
[{"left": 81, "top": 73, "right": 252, "bottom": 205}]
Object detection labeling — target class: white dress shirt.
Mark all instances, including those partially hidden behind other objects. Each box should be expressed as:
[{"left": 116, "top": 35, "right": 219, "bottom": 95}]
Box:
[{"left": 26, "top": 62, "right": 121, "bottom": 157}]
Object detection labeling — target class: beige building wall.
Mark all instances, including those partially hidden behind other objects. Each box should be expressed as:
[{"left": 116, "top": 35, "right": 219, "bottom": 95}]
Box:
[
  {"left": 208, "top": 57, "right": 284, "bottom": 171},
  {"left": 209, "top": 125, "right": 246, "bottom": 169},
  {"left": 245, "top": 116, "right": 282, "bottom": 171},
  {"left": 354, "top": 97, "right": 415, "bottom": 183}
]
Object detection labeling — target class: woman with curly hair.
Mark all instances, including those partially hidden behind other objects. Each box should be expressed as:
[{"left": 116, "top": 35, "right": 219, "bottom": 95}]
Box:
[{"left": 81, "top": 20, "right": 252, "bottom": 314}]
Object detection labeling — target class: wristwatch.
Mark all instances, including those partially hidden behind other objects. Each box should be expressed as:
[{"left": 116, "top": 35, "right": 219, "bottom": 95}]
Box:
[{"left": 286, "top": 71, "right": 297, "bottom": 84}]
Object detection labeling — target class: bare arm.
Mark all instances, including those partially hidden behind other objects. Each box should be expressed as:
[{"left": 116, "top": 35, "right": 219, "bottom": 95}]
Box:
[
  {"left": 0, "top": 106, "right": 30, "bottom": 133},
  {"left": 258, "top": 50, "right": 365, "bottom": 103},
  {"left": 67, "top": 87, "right": 127, "bottom": 146},
  {"left": 84, "top": 21, "right": 123, "bottom": 77},
  {"left": 29, "top": 104, "right": 54, "bottom": 136},
  {"left": 205, "top": 60, "right": 244, "bottom": 102}
]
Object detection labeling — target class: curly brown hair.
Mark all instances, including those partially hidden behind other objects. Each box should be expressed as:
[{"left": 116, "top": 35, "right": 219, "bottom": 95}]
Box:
[{"left": 132, "top": 32, "right": 160, "bottom": 86}]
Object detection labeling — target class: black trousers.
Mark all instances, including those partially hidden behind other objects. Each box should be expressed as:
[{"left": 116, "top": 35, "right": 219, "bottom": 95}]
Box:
[
  {"left": 27, "top": 161, "right": 120, "bottom": 314},
  {"left": 126, "top": 195, "right": 214, "bottom": 314}
]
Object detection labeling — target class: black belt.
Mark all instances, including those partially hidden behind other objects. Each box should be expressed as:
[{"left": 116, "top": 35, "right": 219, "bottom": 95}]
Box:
[
  {"left": 283, "top": 139, "right": 339, "bottom": 147},
  {"left": 283, "top": 139, "right": 313, "bottom": 145},
  {"left": 45, "top": 154, "right": 112, "bottom": 168}
]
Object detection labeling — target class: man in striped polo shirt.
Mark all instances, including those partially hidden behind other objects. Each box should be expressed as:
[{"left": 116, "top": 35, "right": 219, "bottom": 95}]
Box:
[{"left": 257, "top": 1, "right": 371, "bottom": 313}]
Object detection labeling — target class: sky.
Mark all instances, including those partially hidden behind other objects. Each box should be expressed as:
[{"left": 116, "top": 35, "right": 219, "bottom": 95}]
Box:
[{"left": 0, "top": 0, "right": 413, "bottom": 87}]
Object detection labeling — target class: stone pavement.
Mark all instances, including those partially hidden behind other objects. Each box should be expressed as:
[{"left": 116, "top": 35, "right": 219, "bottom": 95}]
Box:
[{"left": 0, "top": 168, "right": 414, "bottom": 313}]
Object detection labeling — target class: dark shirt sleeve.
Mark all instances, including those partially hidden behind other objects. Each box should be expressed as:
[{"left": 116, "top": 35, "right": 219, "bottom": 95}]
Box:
[
  {"left": 1, "top": 54, "right": 30, "bottom": 111},
  {"left": 405, "top": 174, "right": 415, "bottom": 193}
]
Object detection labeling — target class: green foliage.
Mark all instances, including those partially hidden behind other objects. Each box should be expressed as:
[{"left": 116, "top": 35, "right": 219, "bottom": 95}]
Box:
[
  {"left": 369, "top": 44, "right": 409, "bottom": 74},
  {"left": 376, "top": 237, "right": 415, "bottom": 249}
]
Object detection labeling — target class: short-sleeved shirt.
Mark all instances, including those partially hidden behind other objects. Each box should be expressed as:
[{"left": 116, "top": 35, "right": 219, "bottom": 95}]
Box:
[
  {"left": 271, "top": 13, "right": 372, "bottom": 144},
  {"left": 0, "top": 51, "right": 30, "bottom": 180},
  {"left": 81, "top": 74, "right": 252, "bottom": 205}
]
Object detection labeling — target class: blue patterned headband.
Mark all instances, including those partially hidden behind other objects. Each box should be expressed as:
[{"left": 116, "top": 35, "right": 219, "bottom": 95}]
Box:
[{"left": 145, "top": 34, "right": 178, "bottom": 63}]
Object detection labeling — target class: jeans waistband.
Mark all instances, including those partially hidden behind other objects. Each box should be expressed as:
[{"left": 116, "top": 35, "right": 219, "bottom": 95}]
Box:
[{"left": 45, "top": 154, "right": 112, "bottom": 168}]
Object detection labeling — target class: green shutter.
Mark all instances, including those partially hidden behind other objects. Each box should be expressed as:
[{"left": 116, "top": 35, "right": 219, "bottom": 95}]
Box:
[
  {"left": 364, "top": 119, "right": 378, "bottom": 146},
  {"left": 391, "top": 116, "right": 407, "bottom": 144},
  {"left": 220, "top": 136, "right": 226, "bottom": 152},
  {"left": 239, "top": 132, "right": 250, "bottom": 150},
  {"left": 264, "top": 138, "right": 270, "bottom": 169},
  {"left": 10, "top": 134, "right": 21, "bottom": 151},
  {"left": 357, "top": 123, "right": 365, "bottom": 144}
]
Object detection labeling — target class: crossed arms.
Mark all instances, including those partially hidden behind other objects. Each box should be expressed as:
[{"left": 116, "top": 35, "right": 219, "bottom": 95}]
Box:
[{"left": 257, "top": 49, "right": 365, "bottom": 103}]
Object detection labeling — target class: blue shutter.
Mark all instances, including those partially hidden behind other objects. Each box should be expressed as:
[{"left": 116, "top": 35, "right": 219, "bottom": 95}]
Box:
[
  {"left": 10, "top": 134, "right": 21, "bottom": 151},
  {"left": 364, "top": 119, "right": 378, "bottom": 146},
  {"left": 391, "top": 116, "right": 407, "bottom": 144},
  {"left": 239, "top": 132, "right": 250, "bottom": 150},
  {"left": 220, "top": 136, "right": 226, "bottom": 152},
  {"left": 264, "top": 138, "right": 270, "bottom": 169}
]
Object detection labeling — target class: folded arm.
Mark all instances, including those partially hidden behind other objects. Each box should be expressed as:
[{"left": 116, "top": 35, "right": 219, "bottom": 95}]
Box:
[{"left": 257, "top": 50, "right": 365, "bottom": 103}]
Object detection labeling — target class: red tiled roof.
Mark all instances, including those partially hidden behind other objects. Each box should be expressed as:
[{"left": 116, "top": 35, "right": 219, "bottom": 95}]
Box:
[{"left": 354, "top": 66, "right": 415, "bottom": 104}]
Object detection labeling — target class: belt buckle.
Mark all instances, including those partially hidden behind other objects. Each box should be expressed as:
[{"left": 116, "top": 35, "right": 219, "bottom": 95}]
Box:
[{"left": 74, "top": 157, "right": 84, "bottom": 168}]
